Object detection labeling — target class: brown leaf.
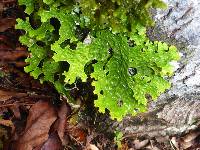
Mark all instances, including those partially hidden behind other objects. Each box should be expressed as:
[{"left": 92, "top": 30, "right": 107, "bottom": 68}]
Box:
[
  {"left": 39, "top": 133, "right": 62, "bottom": 150},
  {"left": 0, "top": 18, "right": 16, "bottom": 32},
  {"left": 182, "top": 131, "right": 200, "bottom": 142},
  {"left": 0, "top": 90, "right": 27, "bottom": 101},
  {"left": 0, "top": 35, "right": 15, "bottom": 49},
  {"left": 179, "top": 131, "right": 200, "bottom": 149},
  {"left": 0, "top": 50, "right": 28, "bottom": 61},
  {"left": 11, "top": 104, "right": 21, "bottom": 119},
  {"left": 55, "top": 102, "right": 71, "bottom": 145},
  {"left": 16, "top": 101, "right": 57, "bottom": 150},
  {"left": 68, "top": 126, "right": 87, "bottom": 143}
]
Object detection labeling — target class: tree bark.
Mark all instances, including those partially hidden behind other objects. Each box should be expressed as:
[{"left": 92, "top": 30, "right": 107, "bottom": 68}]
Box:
[{"left": 120, "top": 0, "right": 200, "bottom": 137}]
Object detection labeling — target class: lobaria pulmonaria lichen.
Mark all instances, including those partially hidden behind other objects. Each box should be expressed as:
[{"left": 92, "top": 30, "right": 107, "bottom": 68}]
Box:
[{"left": 16, "top": 0, "right": 180, "bottom": 120}]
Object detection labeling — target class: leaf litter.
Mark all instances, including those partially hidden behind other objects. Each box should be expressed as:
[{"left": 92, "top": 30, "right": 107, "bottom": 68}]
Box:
[{"left": 15, "top": 101, "right": 57, "bottom": 150}]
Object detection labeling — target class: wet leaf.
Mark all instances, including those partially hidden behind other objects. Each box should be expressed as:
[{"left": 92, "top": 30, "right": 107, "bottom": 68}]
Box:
[
  {"left": 39, "top": 133, "right": 62, "bottom": 150},
  {"left": 16, "top": 100, "right": 57, "bottom": 150},
  {"left": 55, "top": 102, "right": 71, "bottom": 145}
]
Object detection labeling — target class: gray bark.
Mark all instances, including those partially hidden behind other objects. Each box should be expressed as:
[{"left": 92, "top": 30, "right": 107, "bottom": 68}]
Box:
[{"left": 120, "top": 0, "right": 200, "bottom": 137}]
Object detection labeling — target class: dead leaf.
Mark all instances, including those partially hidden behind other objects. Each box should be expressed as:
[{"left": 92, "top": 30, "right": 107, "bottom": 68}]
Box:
[
  {"left": 86, "top": 144, "right": 99, "bottom": 150},
  {"left": 182, "top": 131, "right": 200, "bottom": 142},
  {"left": 16, "top": 100, "right": 57, "bottom": 150},
  {"left": 181, "top": 140, "right": 194, "bottom": 149},
  {"left": 179, "top": 131, "right": 200, "bottom": 150},
  {"left": 0, "top": 90, "right": 27, "bottom": 101},
  {"left": 0, "top": 35, "right": 14, "bottom": 49},
  {"left": 0, "top": 94, "right": 12, "bottom": 101},
  {"left": 0, "top": 18, "right": 16, "bottom": 32},
  {"left": 55, "top": 102, "right": 71, "bottom": 145},
  {"left": 68, "top": 126, "right": 87, "bottom": 143},
  {"left": 11, "top": 104, "right": 21, "bottom": 119},
  {"left": 0, "top": 50, "right": 28, "bottom": 61},
  {"left": 39, "top": 133, "right": 62, "bottom": 150}
]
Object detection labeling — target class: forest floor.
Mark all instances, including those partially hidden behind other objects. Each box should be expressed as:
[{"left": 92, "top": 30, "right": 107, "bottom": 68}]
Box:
[{"left": 0, "top": 1, "right": 200, "bottom": 150}]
